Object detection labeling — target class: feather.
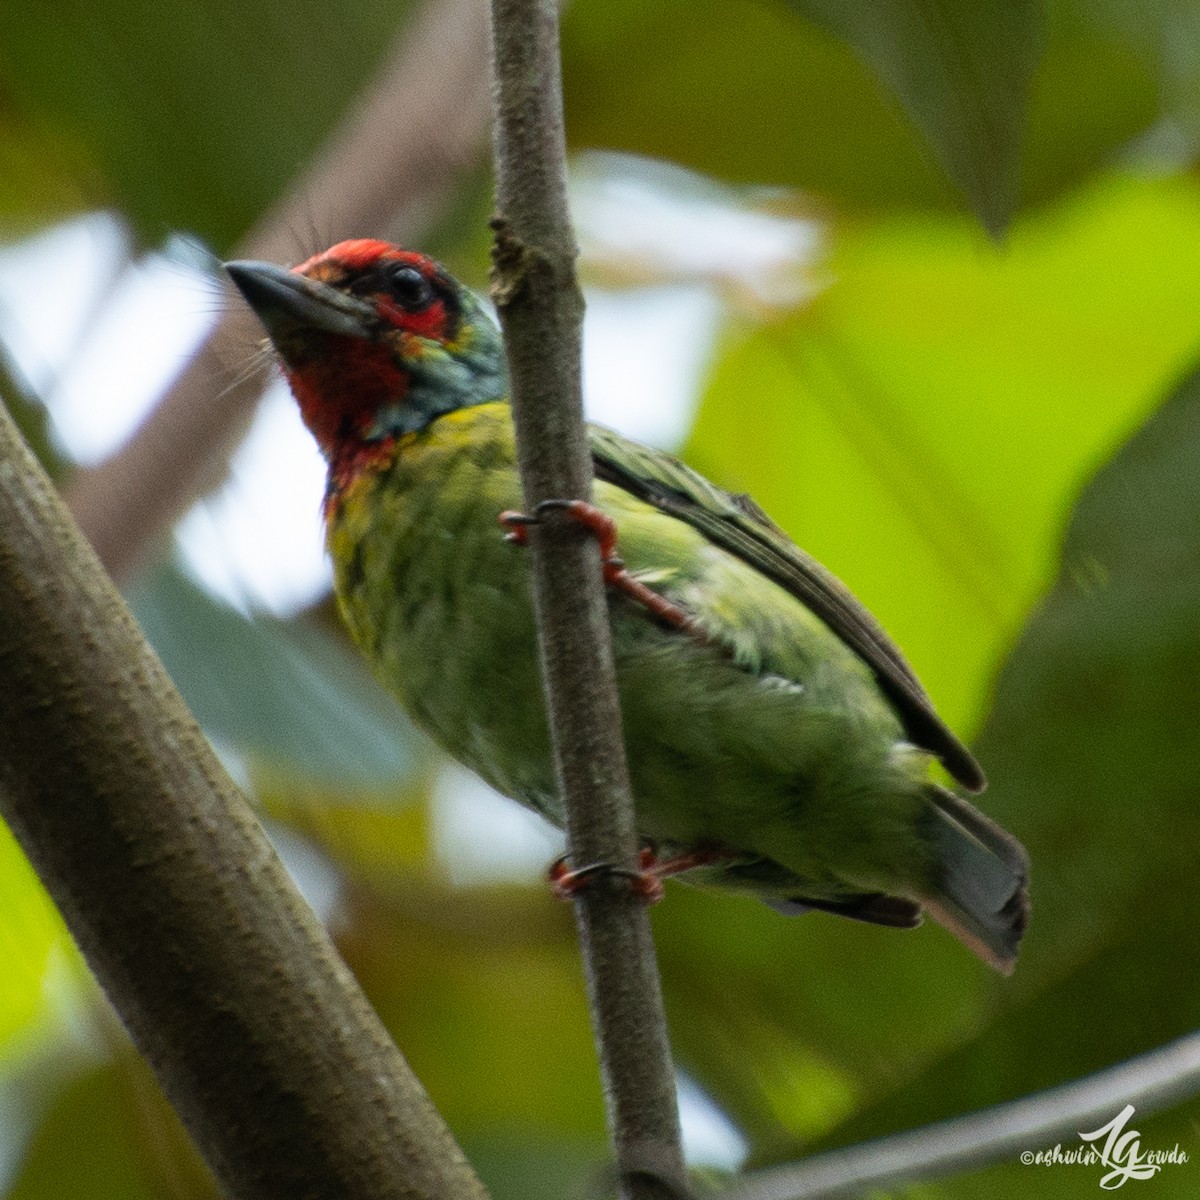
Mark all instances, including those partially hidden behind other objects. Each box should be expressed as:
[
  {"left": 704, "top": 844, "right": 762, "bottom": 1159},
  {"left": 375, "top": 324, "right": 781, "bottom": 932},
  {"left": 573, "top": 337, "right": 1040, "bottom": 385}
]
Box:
[{"left": 590, "top": 426, "right": 986, "bottom": 792}]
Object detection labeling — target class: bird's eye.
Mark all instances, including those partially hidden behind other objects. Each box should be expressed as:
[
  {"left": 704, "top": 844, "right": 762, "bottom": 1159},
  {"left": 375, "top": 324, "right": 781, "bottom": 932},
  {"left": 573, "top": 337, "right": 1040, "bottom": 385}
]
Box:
[{"left": 386, "top": 265, "right": 435, "bottom": 310}]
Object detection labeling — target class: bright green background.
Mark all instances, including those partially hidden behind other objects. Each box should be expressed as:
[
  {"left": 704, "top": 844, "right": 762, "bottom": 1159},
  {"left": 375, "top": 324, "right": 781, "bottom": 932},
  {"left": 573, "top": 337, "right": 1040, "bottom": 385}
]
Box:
[{"left": 2, "top": 0, "right": 1200, "bottom": 1195}]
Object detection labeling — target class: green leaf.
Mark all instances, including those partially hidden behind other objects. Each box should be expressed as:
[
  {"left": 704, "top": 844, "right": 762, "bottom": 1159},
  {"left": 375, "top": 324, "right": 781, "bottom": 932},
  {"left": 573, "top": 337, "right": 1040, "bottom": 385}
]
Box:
[
  {"left": 0, "top": 108, "right": 92, "bottom": 231},
  {"left": 9, "top": 1053, "right": 216, "bottom": 1200},
  {"left": 335, "top": 882, "right": 609, "bottom": 1145},
  {"left": 653, "top": 881, "right": 1000, "bottom": 1158},
  {"left": 1078, "top": 0, "right": 1200, "bottom": 144},
  {"left": 685, "top": 172, "right": 1200, "bottom": 740},
  {"left": 779, "top": 0, "right": 1041, "bottom": 234},
  {"left": 562, "top": 0, "right": 1158, "bottom": 225},
  {"left": 1021, "top": 3, "right": 1159, "bottom": 208},
  {"left": 662, "top": 172, "right": 1200, "bottom": 1156},
  {"left": 797, "top": 353, "right": 1200, "bottom": 1186},
  {"left": 128, "top": 563, "right": 424, "bottom": 788},
  {"left": 0, "top": 0, "right": 414, "bottom": 249},
  {"left": 563, "top": 0, "right": 961, "bottom": 216},
  {"left": 462, "top": 1138, "right": 605, "bottom": 1200},
  {"left": 0, "top": 823, "right": 69, "bottom": 1056}
]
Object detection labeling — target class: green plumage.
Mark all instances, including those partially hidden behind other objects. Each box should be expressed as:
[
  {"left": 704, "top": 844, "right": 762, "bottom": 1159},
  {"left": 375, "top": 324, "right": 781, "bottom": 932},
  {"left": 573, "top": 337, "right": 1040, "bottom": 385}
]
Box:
[{"left": 226, "top": 244, "right": 1029, "bottom": 972}]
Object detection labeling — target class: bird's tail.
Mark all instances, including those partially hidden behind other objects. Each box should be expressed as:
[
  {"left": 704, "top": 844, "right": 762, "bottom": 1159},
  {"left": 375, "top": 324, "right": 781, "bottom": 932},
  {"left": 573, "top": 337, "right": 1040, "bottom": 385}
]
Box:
[{"left": 920, "top": 784, "right": 1029, "bottom": 974}]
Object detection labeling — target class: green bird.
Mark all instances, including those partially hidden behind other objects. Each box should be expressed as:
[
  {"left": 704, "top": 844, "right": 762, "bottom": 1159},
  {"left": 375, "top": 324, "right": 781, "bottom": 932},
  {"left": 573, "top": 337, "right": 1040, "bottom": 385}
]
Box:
[{"left": 226, "top": 240, "right": 1028, "bottom": 973}]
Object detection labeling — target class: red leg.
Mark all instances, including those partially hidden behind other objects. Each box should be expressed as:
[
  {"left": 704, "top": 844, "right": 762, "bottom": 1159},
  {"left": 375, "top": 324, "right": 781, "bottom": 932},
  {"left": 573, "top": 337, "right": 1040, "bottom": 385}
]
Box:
[
  {"left": 649, "top": 847, "right": 737, "bottom": 880},
  {"left": 501, "top": 500, "right": 705, "bottom": 639}
]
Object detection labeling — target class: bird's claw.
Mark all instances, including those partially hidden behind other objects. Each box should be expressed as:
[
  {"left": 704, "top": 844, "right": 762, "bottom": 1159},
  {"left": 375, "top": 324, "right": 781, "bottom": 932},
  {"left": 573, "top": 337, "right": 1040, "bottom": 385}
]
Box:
[
  {"left": 500, "top": 499, "right": 614, "bottom": 549},
  {"left": 548, "top": 843, "right": 739, "bottom": 904},
  {"left": 499, "top": 499, "right": 703, "bottom": 638},
  {"left": 548, "top": 848, "right": 665, "bottom": 904}
]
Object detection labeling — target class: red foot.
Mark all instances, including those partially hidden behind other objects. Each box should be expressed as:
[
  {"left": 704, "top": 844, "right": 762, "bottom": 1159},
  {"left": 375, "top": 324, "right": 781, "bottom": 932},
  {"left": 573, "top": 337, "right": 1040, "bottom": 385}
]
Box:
[
  {"left": 548, "top": 845, "right": 737, "bottom": 904},
  {"left": 500, "top": 500, "right": 703, "bottom": 638},
  {"left": 548, "top": 848, "right": 664, "bottom": 904}
]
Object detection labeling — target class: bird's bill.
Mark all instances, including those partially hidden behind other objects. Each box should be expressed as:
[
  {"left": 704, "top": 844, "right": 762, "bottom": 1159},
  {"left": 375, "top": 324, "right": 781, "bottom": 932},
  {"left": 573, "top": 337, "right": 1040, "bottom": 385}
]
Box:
[{"left": 225, "top": 260, "right": 376, "bottom": 341}]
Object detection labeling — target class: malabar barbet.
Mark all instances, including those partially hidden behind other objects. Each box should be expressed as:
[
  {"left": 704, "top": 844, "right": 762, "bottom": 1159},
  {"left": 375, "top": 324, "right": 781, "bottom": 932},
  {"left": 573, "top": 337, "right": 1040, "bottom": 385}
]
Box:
[{"left": 226, "top": 240, "right": 1029, "bottom": 973}]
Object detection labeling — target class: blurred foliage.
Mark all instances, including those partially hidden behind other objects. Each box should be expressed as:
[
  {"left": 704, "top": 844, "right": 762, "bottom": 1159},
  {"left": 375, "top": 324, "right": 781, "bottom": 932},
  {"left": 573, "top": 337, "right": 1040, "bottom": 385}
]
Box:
[
  {"left": 686, "top": 174, "right": 1200, "bottom": 740},
  {"left": 0, "top": 0, "right": 411, "bottom": 247},
  {"left": 1, "top": 0, "right": 1200, "bottom": 1198},
  {"left": 128, "top": 562, "right": 426, "bottom": 788},
  {"left": 561, "top": 0, "right": 1163, "bottom": 229},
  {"left": 779, "top": 0, "right": 1041, "bottom": 233}
]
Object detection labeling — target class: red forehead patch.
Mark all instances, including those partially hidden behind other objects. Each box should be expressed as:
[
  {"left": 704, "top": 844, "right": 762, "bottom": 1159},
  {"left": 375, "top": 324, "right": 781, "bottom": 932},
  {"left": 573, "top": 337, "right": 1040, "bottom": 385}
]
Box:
[{"left": 295, "top": 239, "right": 434, "bottom": 277}]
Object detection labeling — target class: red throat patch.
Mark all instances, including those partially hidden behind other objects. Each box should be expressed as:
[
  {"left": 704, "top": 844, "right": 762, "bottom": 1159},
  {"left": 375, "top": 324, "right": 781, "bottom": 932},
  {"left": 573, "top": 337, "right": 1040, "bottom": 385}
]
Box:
[
  {"left": 279, "top": 239, "right": 461, "bottom": 510},
  {"left": 285, "top": 333, "right": 407, "bottom": 458}
]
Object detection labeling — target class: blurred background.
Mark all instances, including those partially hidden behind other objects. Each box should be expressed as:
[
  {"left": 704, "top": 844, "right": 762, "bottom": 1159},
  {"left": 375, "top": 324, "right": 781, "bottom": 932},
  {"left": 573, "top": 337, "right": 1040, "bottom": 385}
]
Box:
[{"left": 1, "top": 0, "right": 1199, "bottom": 1195}]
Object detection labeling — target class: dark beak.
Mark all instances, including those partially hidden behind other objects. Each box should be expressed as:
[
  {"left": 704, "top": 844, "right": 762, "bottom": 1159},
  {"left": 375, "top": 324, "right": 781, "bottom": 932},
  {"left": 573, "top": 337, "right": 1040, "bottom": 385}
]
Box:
[{"left": 225, "top": 260, "right": 376, "bottom": 341}]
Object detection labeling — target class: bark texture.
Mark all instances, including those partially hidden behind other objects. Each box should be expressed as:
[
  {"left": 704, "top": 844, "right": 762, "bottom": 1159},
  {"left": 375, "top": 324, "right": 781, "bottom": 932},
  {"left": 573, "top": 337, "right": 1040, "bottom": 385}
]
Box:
[
  {"left": 0, "top": 399, "right": 487, "bottom": 1200},
  {"left": 488, "top": 1, "right": 688, "bottom": 1195}
]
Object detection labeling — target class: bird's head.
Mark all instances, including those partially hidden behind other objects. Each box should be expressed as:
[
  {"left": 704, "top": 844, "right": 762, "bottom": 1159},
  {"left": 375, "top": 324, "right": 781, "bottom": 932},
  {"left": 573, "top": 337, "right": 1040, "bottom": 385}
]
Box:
[{"left": 226, "top": 240, "right": 507, "bottom": 461}]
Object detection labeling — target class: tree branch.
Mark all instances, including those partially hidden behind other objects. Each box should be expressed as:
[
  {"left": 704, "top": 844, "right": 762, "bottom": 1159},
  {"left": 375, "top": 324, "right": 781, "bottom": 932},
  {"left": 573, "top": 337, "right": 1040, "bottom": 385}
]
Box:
[
  {"left": 0, "top": 397, "right": 487, "bottom": 1199},
  {"left": 487, "top": 3, "right": 688, "bottom": 1198},
  {"left": 724, "top": 1030, "right": 1200, "bottom": 1200},
  {"left": 62, "top": 0, "right": 492, "bottom": 583}
]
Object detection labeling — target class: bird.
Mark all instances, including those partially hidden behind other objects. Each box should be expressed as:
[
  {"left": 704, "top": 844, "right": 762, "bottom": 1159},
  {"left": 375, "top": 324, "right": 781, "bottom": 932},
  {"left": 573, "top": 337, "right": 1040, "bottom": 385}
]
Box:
[{"left": 226, "top": 239, "right": 1029, "bottom": 973}]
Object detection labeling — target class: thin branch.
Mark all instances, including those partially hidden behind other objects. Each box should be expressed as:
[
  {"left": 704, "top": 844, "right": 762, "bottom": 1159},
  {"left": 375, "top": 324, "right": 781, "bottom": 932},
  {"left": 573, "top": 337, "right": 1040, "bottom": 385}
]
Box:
[
  {"left": 62, "top": 0, "right": 492, "bottom": 583},
  {"left": 487, "top": 2, "right": 688, "bottom": 1198},
  {"left": 0, "top": 398, "right": 488, "bottom": 1199},
  {"left": 724, "top": 1030, "right": 1200, "bottom": 1200}
]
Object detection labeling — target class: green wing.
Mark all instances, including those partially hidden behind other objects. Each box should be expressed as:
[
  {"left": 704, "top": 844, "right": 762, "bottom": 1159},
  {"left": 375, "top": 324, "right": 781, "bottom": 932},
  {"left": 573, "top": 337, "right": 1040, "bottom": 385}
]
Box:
[{"left": 588, "top": 424, "right": 986, "bottom": 793}]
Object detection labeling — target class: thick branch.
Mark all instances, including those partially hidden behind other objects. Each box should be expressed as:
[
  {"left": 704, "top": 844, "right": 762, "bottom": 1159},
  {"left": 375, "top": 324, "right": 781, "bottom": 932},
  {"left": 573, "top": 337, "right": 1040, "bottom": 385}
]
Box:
[
  {"left": 0, "top": 398, "right": 487, "bottom": 1199},
  {"left": 487, "top": 2, "right": 687, "bottom": 1198},
  {"left": 725, "top": 1031, "right": 1200, "bottom": 1200},
  {"left": 63, "top": 0, "right": 492, "bottom": 583}
]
